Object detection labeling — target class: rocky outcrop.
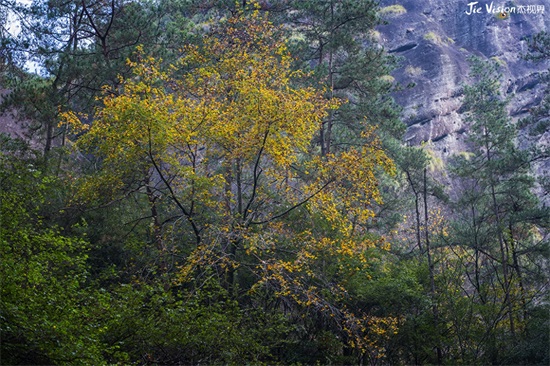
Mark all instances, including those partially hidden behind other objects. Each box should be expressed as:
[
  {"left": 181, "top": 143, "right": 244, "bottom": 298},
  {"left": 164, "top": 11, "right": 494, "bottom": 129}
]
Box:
[{"left": 377, "top": 0, "right": 548, "bottom": 160}]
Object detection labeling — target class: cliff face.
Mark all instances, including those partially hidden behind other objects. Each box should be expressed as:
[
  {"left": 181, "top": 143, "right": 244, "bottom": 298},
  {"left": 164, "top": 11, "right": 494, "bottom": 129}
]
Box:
[{"left": 377, "top": 0, "right": 549, "bottom": 182}]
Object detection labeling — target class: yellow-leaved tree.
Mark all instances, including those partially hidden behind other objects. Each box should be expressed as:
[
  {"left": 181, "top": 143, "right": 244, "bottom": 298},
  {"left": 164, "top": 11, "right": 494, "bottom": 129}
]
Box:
[{"left": 64, "top": 8, "right": 396, "bottom": 359}]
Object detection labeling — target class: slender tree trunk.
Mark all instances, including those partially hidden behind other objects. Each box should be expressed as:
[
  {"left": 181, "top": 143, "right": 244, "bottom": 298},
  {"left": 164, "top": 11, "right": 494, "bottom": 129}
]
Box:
[
  {"left": 471, "top": 204, "right": 485, "bottom": 304},
  {"left": 320, "top": 1, "right": 335, "bottom": 157},
  {"left": 423, "top": 168, "right": 442, "bottom": 364},
  {"left": 484, "top": 128, "right": 515, "bottom": 337},
  {"left": 509, "top": 223, "right": 528, "bottom": 326},
  {"left": 405, "top": 171, "right": 422, "bottom": 251},
  {"left": 146, "top": 177, "right": 163, "bottom": 252},
  {"left": 325, "top": 33, "right": 334, "bottom": 156}
]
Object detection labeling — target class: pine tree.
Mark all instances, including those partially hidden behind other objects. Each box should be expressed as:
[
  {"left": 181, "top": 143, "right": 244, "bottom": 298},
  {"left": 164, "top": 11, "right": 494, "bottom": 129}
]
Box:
[
  {"left": 449, "top": 57, "right": 549, "bottom": 363},
  {"left": 282, "top": 0, "right": 403, "bottom": 156}
]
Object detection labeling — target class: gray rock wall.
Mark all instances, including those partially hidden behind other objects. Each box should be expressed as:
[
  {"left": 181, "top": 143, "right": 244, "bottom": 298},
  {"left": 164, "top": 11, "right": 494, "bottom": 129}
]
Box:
[
  {"left": 377, "top": 0, "right": 548, "bottom": 148},
  {"left": 377, "top": 0, "right": 549, "bottom": 197}
]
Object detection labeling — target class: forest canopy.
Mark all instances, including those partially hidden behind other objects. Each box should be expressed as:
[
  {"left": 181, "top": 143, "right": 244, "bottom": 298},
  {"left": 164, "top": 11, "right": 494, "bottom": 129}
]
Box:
[{"left": 1, "top": 1, "right": 548, "bottom": 365}]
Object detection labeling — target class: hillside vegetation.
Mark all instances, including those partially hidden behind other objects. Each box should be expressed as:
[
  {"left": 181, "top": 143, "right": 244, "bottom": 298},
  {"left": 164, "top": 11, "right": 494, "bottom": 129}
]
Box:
[{"left": 1, "top": 1, "right": 548, "bottom": 365}]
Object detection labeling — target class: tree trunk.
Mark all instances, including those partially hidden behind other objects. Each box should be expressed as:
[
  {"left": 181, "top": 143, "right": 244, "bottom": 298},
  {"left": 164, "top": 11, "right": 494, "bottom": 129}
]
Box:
[{"left": 423, "top": 168, "right": 442, "bottom": 364}]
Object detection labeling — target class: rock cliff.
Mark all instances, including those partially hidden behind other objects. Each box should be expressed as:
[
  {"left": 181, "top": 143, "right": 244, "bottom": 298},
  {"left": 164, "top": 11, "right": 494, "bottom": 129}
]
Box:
[{"left": 377, "top": 0, "right": 549, "bottom": 186}]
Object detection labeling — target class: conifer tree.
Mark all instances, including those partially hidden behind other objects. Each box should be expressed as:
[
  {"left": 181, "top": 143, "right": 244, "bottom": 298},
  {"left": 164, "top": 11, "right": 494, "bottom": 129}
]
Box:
[
  {"left": 449, "top": 57, "right": 549, "bottom": 363},
  {"left": 282, "top": 0, "right": 403, "bottom": 156}
]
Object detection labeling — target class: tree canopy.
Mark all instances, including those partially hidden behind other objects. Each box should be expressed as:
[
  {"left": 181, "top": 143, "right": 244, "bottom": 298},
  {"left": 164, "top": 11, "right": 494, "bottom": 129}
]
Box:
[{"left": 0, "top": 2, "right": 548, "bottom": 365}]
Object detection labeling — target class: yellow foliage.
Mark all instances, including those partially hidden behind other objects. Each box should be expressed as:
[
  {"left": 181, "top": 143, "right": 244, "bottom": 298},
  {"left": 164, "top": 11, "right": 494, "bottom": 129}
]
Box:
[{"left": 62, "top": 9, "right": 396, "bottom": 355}]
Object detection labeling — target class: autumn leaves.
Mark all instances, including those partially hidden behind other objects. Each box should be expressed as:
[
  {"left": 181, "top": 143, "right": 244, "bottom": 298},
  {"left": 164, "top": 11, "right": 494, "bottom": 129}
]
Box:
[{"left": 62, "top": 9, "right": 395, "bottom": 356}]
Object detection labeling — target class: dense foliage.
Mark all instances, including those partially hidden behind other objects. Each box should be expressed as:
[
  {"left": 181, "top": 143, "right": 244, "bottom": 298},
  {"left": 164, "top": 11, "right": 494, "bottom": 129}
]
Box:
[{"left": 1, "top": 1, "right": 548, "bottom": 365}]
